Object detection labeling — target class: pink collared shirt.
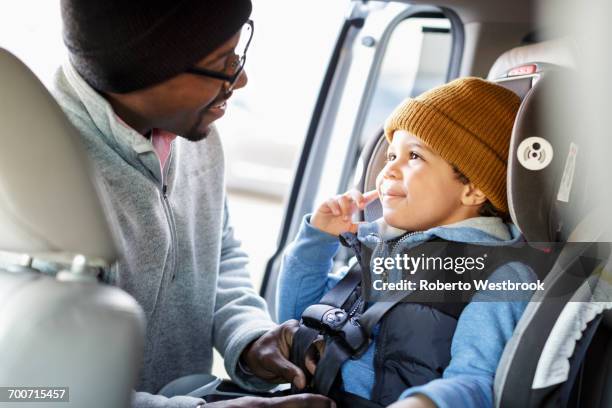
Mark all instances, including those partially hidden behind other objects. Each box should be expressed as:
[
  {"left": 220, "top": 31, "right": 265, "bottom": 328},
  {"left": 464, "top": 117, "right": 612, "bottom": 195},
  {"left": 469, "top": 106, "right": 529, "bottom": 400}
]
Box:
[{"left": 151, "top": 128, "right": 176, "bottom": 169}]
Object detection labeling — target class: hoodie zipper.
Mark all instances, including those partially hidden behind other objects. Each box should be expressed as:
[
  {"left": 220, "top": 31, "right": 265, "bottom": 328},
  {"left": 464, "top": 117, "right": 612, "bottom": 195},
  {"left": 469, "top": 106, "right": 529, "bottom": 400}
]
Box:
[
  {"left": 159, "top": 150, "right": 178, "bottom": 283},
  {"left": 161, "top": 187, "right": 178, "bottom": 282},
  {"left": 390, "top": 230, "right": 423, "bottom": 256},
  {"left": 365, "top": 230, "right": 423, "bottom": 285},
  {"left": 348, "top": 297, "right": 364, "bottom": 318},
  {"left": 366, "top": 230, "right": 424, "bottom": 265}
]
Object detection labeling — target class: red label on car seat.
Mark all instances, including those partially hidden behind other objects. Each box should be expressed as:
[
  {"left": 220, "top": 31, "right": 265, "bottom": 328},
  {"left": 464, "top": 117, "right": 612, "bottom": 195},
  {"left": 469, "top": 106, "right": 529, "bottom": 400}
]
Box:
[{"left": 508, "top": 64, "right": 538, "bottom": 76}]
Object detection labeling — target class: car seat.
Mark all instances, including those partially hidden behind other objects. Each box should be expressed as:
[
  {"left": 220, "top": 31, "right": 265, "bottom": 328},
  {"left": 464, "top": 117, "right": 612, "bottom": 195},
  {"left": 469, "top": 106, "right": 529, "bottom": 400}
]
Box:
[
  {"left": 354, "top": 38, "right": 611, "bottom": 408},
  {"left": 489, "top": 45, "right": 612, "bottom": 407},
  {"left": 0, "top": 48, "right": 145, "bottom": 408}
]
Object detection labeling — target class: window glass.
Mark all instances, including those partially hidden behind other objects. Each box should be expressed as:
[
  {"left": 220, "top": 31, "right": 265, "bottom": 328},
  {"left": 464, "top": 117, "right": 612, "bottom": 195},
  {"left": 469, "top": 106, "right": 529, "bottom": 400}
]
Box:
[
  {"left": 335, "top": 16, "right": 453, "bottom": 269},
  {"left": 215, "top": 1, "right": 346, "bottom": 292},
  {"left": 361, "top": 17, "right": 452, "bottom": 144}
]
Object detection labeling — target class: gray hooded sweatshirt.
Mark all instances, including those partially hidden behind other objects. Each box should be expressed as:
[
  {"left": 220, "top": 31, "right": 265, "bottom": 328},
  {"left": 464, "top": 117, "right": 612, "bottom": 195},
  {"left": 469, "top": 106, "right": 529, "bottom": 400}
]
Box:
[{"left": 52, "top": 62, "right": 276, "bottom": 407}]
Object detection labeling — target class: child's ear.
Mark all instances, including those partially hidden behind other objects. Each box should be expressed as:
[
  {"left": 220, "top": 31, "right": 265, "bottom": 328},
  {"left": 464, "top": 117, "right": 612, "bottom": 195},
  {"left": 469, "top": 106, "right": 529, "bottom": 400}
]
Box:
[{"left": 460, "top": 183, "right": 488, "bottom": 207}]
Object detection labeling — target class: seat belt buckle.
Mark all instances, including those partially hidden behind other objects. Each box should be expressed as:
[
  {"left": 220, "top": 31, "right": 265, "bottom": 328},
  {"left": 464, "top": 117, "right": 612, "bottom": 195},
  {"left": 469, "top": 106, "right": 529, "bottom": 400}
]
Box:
[{"left": 301, "top": 304, "right": 349, "bottom": 332}]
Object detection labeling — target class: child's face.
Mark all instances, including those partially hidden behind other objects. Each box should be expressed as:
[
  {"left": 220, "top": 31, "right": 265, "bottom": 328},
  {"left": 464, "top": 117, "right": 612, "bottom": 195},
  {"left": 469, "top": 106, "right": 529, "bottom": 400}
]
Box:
[{"left": 376, "top": 130, "right": 476, "bottom": 231}]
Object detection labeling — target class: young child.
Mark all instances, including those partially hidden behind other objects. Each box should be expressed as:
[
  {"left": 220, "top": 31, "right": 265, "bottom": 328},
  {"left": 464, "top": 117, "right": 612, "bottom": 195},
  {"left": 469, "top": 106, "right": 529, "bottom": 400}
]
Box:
[{"left": 277, "top": 78, "right": 538, "bottom": 408}]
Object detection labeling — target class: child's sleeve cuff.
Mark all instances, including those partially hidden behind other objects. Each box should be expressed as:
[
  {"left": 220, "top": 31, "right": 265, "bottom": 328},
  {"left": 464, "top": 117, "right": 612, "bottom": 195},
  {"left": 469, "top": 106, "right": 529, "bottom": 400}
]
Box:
[
  {"left": 398, "top": 384, "right": 451, "bottom": 408},
  {"left": 290, "top": 214, "right": 341, "bottom": 265},
  {"left": 398, "top": 377, "right": 490, "bottom": 408}
]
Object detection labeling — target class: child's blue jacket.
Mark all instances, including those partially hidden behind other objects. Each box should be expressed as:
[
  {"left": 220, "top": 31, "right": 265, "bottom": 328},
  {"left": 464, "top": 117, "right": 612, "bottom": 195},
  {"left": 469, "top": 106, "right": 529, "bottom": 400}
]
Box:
[{"left": 277, "top": 215, "right": 537, "bottom": 408}]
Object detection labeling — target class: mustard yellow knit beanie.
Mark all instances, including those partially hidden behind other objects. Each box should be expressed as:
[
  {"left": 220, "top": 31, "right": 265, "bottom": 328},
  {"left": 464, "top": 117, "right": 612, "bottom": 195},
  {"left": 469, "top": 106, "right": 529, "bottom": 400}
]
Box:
[{"left": 383, "top": 77, "right": 520, "bottom": 213}]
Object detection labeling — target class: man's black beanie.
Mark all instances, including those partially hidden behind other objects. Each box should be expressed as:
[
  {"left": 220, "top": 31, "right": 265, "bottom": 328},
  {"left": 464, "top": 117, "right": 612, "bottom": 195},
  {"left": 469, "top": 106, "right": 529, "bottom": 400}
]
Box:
[{"left": 60, "top": 0, "right": 252, "bottom": 93}]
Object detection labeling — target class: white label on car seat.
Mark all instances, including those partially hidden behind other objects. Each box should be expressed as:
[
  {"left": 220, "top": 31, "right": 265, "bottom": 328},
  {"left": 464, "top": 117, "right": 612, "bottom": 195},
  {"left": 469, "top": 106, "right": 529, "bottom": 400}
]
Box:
[
  {"left": 517, "top": 137, "right": 554, "bottom": 171},
  {"left": 557, "top": 142, "right": 579, "bottom": 203}
]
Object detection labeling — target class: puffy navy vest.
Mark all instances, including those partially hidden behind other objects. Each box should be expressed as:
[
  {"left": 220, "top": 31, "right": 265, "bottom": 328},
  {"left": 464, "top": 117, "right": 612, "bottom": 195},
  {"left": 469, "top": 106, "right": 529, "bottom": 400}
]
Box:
[{"left": 291, "top": 232, "right": 554, "bottom": 408}]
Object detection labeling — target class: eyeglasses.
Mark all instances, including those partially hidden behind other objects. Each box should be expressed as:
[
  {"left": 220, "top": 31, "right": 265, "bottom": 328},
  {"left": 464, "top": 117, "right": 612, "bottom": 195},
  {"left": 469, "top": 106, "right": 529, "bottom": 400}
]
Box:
[{"left": 186, "top": 19, "right": 254, "bottom": 91}]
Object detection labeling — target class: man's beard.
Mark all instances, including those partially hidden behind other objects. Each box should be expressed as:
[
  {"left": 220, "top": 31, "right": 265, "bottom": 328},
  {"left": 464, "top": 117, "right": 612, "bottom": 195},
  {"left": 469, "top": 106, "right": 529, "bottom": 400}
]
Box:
[
  {"left": 182, "top": 108, "right": 211, "bottom": 142},
  {"left": 182, "top": 88, "right": 231, "bottom": 142}
]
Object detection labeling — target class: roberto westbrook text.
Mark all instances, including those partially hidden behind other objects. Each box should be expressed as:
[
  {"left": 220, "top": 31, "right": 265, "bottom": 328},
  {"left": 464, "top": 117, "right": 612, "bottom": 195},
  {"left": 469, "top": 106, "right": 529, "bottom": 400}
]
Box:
[{"left": 372, "top": 279, "right": 545, "bottom": 292}]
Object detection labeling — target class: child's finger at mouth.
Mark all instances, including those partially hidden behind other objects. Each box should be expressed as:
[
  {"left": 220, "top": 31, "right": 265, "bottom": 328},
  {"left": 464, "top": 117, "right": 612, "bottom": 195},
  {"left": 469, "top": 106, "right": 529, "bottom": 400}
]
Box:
[
  {"left": 362, "top": 189, "right": 379, "bottom": 204},
  {"left": 339, "top": 195, "right": 356, "bottom": 219},
  {"left": 347, "top": 189, "right": 364, "bottom": 205},
  {"left": 326, "top": 198, "right": 341, "bottom": 216}
]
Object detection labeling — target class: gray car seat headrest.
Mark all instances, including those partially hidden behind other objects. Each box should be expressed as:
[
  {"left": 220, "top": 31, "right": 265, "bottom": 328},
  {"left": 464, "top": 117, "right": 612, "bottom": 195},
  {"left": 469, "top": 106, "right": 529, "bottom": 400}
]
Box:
[
  {"left": 507, "top": 70, "right": 593, "bottom": 243},
  {"left": 0, "top": 48, "right": 118, "bottom": 266}
]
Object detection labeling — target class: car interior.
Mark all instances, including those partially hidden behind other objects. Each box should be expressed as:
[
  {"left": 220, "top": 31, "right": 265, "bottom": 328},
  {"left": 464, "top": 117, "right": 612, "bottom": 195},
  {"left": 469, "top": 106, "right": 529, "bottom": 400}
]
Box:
[{"left": 0, "top": 0, "right": 610, "bottom": 407}]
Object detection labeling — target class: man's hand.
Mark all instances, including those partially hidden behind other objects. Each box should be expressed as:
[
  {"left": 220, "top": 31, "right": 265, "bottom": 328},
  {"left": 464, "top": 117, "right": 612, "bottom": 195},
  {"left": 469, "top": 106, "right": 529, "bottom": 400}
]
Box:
[
  {"left": 311, "top": 190, "right": 379, "bottom": 236},
  {"left": 387, "top": 394, "right": 436, "bottom": 408},
  {"left": 241, "top": 320, "right": 307, "bottom": 389},
  {"left": 303, "top": 336, "right": 325, "bottom": 376},
  {"left": 206, "top": 394, "right": 335, "bottom": 408}
]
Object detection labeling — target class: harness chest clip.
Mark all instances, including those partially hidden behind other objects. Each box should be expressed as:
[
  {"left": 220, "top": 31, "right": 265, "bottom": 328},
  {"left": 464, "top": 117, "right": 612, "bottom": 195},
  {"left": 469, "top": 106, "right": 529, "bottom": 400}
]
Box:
[
  {"left": 301, "top": 304, "right": 370, "bottom": 356},
  {"left": 302, "top": 304, "right": 349, "bottom": 332}
]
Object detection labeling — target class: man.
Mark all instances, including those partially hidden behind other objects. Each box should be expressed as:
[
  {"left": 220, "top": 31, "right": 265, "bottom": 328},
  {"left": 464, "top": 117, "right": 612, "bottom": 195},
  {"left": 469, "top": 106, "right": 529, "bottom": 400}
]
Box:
[{"left": 53, "top": 0, "right": 332, "bottom": 407}]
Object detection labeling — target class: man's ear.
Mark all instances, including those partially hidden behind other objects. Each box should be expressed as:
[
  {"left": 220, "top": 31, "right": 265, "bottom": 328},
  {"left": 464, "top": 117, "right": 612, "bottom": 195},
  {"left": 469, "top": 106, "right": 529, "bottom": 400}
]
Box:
[{"left": 460, "top": 183, "right": 487, "bottom": 207}]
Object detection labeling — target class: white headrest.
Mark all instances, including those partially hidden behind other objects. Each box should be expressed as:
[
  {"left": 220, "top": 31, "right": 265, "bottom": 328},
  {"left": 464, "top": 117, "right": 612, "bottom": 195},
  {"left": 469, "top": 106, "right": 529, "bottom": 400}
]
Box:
[
  {"left": 488, "top": 38, "right": 577, "bottom": 80},
  {"left": 0, "top": 48, "right": 118, "bottom": 265}
]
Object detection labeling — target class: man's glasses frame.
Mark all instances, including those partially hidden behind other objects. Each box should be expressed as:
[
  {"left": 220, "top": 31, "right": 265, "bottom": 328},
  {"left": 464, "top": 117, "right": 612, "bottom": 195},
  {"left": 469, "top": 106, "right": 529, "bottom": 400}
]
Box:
[{"left": 186, "top": 19, "right": 254, "bottom": 89}]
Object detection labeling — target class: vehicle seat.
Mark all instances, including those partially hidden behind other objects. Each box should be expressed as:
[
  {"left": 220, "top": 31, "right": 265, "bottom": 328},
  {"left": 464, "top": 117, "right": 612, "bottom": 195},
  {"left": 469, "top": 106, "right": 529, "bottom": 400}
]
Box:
[{"left": 0, "top": 48, "right": 145, "bottom": 408}]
